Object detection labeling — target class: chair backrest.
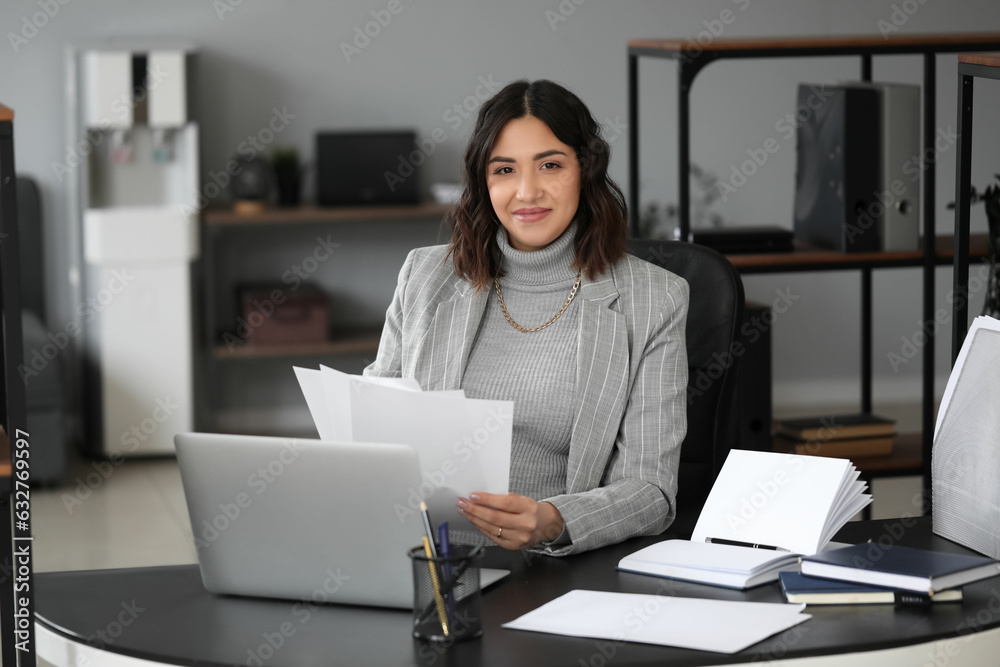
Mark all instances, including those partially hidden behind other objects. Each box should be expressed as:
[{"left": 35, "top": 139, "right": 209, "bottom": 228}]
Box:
[
  {"left": 17, "top": 176, "right": 44, "bottom": 317},
  {"left": 628, "top": 239, "right": 745, "bottom": 534}
]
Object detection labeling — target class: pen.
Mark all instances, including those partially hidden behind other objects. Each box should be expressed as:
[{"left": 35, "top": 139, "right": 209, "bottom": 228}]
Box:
[
  {"left": 415, "top": 544, "right": 484, "bottom": 627},
  {"left": 438, "top": 522, "right": 455, "bottom": 622},
  {"left": 706, "top": 537, "right": 790, "bottom": 552},
  {"left": 422, "top": 535, "right": 450, "bottom": 637},
  {"left": 420, "top": 501, "right": 438, "bottom": 557}
]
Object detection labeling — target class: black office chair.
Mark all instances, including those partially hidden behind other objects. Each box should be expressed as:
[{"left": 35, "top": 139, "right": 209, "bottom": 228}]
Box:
[{"left": 628, "top": 239, "right": 745, "bottom": 538}]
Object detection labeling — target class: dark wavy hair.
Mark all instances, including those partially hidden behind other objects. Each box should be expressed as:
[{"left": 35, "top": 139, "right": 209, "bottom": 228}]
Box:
[{"left": 447, "top": 79, "right": 628, "bottom": 291}]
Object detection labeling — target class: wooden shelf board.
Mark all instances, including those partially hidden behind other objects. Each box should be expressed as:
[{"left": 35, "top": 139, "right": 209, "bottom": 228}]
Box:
[
  {"left": 215, "top": 331, "right": 382, "bottom": 359},
  {"left": 772, "top": 432, "right": 922, "bottom": 474},
  {"left": 629, "top": 32, "right": 1000, "bottom": 54},
  {"left": 0, "top": 104, "right": 13, "bottom": 122},
  {"left": 959, "top": 52, "right": 1000, "bottom": 68},
  {"left": 204, "top": 202, "right": 453, "bottom": 226},
  {"left": 725, "top": 233, "right": 989, "bottom": 271}
]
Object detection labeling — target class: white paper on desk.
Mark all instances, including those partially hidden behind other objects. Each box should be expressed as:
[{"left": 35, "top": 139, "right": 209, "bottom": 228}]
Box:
[
  {"left": 691, "top": 450, "right": 871, "bottom": 555},
  {"left": 349, "top": 380, "right": 512, "bottom": 529},
  {"left": 502, "top": 590, "right": 809, "bottom": 654}
]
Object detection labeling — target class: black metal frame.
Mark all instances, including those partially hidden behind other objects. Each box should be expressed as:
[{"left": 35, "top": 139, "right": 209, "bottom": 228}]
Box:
[
  {"left": 953, "top": 60, "right": 1000, "bottom": 362},
  {"left": 0, "top": 112, "right": 35, "bottom": 665},
  {"left": 628, "top": 36, "right": 1000, "bottom": 507}
]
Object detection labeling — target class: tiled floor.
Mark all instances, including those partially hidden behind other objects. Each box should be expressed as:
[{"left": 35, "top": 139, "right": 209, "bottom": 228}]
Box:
[{"left": 33, "top": 456, "right": 198, "bottom": 574}]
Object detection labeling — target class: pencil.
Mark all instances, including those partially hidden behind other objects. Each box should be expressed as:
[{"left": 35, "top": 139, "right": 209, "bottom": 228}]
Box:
[{"left": 422, "top": 535, "right": 450, "bottom": 637}]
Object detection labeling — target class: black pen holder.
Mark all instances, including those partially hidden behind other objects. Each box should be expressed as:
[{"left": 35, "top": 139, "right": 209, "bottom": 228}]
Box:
[{"left": 408, "top": 545, "right": 484, "bottom": 642}]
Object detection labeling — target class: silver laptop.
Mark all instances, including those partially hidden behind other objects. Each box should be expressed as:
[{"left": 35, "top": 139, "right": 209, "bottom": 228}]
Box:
[{"left": 175, "top": 432, "right": 507, "bottom": 609}]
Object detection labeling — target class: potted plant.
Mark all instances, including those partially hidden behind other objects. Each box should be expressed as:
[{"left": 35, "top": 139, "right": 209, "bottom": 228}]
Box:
[{"left": 271, "top": 146, "right": 302, "bottom": 207}]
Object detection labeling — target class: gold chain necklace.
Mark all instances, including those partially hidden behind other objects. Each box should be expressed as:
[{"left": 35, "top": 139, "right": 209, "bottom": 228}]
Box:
[{"left": 494, "top": 272, "right": 581, "bottom": 333}]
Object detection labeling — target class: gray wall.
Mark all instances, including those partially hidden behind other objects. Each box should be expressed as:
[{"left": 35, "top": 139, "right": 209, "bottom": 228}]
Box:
[{"left": 3, "top": 0, "right": 1000, "bottom": 435}]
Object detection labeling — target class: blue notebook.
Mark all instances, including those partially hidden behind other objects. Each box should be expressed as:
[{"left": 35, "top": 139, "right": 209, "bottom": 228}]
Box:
[
  {"left": 779, "top": 571, "right": 962, "bottom": 605},
  {"left": 800, "top": 543, "right": 1000, "bottom": 594}
]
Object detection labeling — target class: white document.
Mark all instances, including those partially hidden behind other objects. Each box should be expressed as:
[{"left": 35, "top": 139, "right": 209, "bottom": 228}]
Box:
[
  {"left": 691, "top": 450, "right": 871, "bottom": 556},
  {"left": 293, "top": 366, "right": 338, "bottom": 441},
  {"left": 502, "top": 590, "right": 809, "bottom": 654},
  {"left": 294, "top": 365, "right": 513, "bottom": 529},
  {"left": 349, "top": 380, "right": 513, "bottom": 527}
]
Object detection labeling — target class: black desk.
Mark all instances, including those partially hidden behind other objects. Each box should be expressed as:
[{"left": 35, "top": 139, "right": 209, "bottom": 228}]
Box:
[{"left": 36, "top": 517, "right": 1000, "bottom": 666}]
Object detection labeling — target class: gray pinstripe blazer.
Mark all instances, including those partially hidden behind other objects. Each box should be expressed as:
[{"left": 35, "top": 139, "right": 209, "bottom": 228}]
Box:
[{"left": 363, "top": 245, "right": 689, "bottom": 555}]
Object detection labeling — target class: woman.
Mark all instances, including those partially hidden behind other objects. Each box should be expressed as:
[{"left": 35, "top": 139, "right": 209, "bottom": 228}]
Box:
[{"left": 364, "top": 79, "right": 688, "bottom": 555}]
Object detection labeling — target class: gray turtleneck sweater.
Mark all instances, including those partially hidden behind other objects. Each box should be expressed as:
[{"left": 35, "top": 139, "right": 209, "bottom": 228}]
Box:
[{"left": 461, "top": 223, "right": 580, "bottom": 543}]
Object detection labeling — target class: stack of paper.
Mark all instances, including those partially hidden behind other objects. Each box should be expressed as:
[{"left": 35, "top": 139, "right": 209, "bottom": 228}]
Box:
[
  {"left": 502, "top": 590, "right": 810, "bottom": 654},
  {"left": 618, "top": 450, "right": 871, "bottom": 588},
  {"left": 294, "top": 366, "right": 513, "bottom": 528}
]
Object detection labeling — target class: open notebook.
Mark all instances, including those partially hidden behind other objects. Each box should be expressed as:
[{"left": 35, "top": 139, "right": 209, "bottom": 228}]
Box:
[{"left": 618, "top": 450, "right": 871, "bottom": 588}]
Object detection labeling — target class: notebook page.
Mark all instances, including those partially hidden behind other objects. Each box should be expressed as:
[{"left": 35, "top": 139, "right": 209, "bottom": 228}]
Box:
[{"left": 691, "top": 450, "right": 859, "bottom": 555}]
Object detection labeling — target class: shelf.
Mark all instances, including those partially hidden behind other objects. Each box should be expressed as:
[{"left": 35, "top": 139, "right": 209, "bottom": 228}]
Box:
[
  {"left": 726, "top": 233, "right": 990, "bottom": 274},
  {"left": 203, "top": 202, "right": 452, "bottom": 226},
  {"left": 958, "top": 52, "right": 1000, "bottom": 68},
  {"left": 773, "top": 432, "right": 922, "bottom": 476},
  {"left": 628, "top": 32, "right": 1000, "bottom": 56},
  {"left": 214, "top": 329, "right": 382, "bottom": 360}
]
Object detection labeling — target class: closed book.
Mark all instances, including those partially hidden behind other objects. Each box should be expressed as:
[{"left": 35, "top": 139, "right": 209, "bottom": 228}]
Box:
[
  {"left": 800, "top": 543, "right": 1000, "bottom": 594},
  {"left": 618, "top": 540, "right": 800, "bottom": 590},
  {"left": 774, "top": 435, "right": 893, "bottom": 458},
  {"left": 775, "top": 413, "right": 895, "bottom": 441},
  {"left": 779, "top": 571, "right": 962, "bottom": 605}
]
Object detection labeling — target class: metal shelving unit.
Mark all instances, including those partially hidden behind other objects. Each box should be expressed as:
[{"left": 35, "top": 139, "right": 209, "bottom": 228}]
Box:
[{"left": 627, "top": 33, "right": 1000, "bottom": 501}]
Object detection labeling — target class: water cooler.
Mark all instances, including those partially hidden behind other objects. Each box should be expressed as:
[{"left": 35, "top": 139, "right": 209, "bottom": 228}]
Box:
[{"left": 70, "top": 45, "right": 199, "bottom": 456}]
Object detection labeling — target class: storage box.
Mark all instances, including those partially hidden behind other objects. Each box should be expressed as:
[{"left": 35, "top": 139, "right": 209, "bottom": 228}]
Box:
[{"left": 239, "top": 285, "right": 329, "bottom": 346}]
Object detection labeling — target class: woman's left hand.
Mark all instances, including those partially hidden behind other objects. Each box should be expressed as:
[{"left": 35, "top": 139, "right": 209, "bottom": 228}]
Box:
[{"left": 456, "top": 492, "right": 565, "bottom": 550}]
